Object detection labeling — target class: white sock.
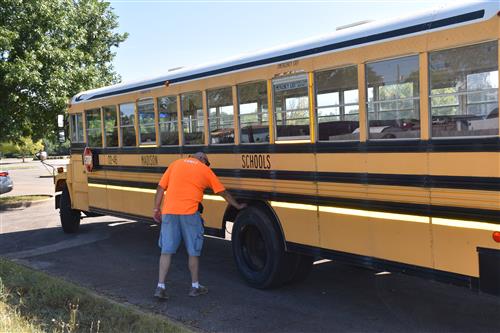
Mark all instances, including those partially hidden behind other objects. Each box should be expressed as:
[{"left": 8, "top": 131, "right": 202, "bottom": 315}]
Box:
[
  {"left": 192, "top": 282, "right": 199, "bottom": 288},
  {"left": 157, "top": 283, "right": 165, "bottom": 289}
]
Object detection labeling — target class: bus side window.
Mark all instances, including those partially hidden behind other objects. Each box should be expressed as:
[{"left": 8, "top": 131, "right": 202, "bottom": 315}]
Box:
[
  {"left": 315, "top": 65, "right": 359, "bottom": 141},
  {"left": 272, "top": 74, "right": 310, "bottom": 141},
  {"left": 207, "top": 87, "right": 234, "bottom": 144},
  {"left": 85, "top": 109, "right": 102, "bottom": 147},
  {"left": 69, "top": 113, "right": 84, "bottom": 143},
  {"left": 366, "top": 55, "right": 420, "bottom": 140},
  {"left": 119, "top": 103, "right": 136, "bottom": 147},
  {"left": 158, "top": 95, "right": 179, "bottom": 146},
  {"left": 237, "top": 81, "right": 269, "bottom": 144},
  {"left": 103, "top": 106, "right": 118, "bottom": 147},
  {"left": 429, "top": 41, "right": 498, "bottom": 138},
  {"left": 138, "top": 99, "right": 156, "bottom": 144},
  {"left": 181, "top": 91, "right": 204, "bottom": 145}
]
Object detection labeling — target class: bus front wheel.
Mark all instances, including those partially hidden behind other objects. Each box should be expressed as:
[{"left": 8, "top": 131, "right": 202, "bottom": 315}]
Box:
[
  {"left": 59, "top": 185, "right": 81, "bottom": 233},
  {"left": 231, "top": 206, "right": 296, "bottom": 289}
]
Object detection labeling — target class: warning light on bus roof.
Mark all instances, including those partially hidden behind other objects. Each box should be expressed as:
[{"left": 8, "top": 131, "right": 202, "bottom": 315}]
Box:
[{"left": 493, "top": 232, "right": 500, "bottom": 243}]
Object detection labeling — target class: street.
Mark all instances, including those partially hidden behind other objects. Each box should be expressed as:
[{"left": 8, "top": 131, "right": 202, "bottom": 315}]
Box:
[{"left": 1, "top": 159, "right": 500, "bottom": 332}]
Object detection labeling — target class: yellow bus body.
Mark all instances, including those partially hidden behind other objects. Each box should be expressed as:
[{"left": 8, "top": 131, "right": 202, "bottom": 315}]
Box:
[{"left": 58, "top": 3, "right": 500, "bottom": 293}]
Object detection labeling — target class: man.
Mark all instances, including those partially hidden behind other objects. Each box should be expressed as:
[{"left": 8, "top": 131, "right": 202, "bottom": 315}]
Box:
[{"left": 153, "top": 152, "right": 246, "bottom": 299}]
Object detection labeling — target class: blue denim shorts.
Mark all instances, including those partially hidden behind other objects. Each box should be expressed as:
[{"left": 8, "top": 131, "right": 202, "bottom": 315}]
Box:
[{"left": 158, "top": 213, "right": 204, "bottom": 256}]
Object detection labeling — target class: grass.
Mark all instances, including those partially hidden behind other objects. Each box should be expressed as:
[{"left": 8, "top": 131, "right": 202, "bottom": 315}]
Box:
[
  {"left": 0, "top": 259, "right": 191, "bottom": 333},
  {"left": 0, "top": 298, "right": 44, "bottom": 333},
  {"left": 0, "top": 195, "right": 52, "bottom": 204}
]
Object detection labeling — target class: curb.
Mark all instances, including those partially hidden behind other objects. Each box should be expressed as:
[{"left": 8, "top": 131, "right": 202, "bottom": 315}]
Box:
[{"left": 0, "top": 195, "right": 53, "bottom": 211}]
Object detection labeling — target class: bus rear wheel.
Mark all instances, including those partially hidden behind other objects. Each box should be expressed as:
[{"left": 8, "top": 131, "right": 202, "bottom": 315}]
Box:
[
  {"left": 231, "top": 206, "right": 297, "bottom": 289},
  {"left": 59, "top": 185, "right": 81, "bottom": 233}
]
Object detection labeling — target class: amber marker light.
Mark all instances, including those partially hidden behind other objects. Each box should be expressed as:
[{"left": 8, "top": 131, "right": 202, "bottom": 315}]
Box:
[{"left": 493, "top": 232, "right": 500, "bottom": 243}]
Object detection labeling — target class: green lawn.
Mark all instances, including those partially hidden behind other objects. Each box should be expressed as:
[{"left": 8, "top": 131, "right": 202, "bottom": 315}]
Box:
[{"left": 0, "top": 259, "right": 191, "bottom": 333}]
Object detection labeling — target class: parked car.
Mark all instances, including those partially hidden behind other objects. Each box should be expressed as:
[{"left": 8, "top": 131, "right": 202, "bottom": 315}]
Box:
[{"left": 0, "top": 171, "right": 13, "bottom": 194}]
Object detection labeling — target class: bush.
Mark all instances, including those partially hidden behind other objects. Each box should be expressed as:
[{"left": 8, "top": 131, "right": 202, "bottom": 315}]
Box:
[
  {"left": 43, "top": 138, "right": 70, "bottom": 156},
  {"left": 0, "top": 138, "right": 44, "bottom": 161}
]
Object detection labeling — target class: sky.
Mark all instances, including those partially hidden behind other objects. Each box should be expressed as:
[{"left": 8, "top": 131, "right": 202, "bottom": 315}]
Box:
[{"left": 109, "top": 0, "right": 456, "bottom": 84}]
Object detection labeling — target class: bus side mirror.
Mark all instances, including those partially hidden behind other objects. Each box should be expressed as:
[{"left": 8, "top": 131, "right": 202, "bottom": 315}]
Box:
[
  {"left": 57, "top": 114, "right": 66, "bottom": 143},
  {"left": 58, "top": 130, "right": 66, "bottom": 143}
]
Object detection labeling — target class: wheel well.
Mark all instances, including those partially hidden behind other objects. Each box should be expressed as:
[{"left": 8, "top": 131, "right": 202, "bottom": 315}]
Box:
[{"left": 223, "top": 200, "right": 287, "bottom": 248}]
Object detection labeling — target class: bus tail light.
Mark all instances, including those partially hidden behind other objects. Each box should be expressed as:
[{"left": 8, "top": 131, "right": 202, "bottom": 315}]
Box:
[{"left": 493, "top": 232, "right": 500, "bottom": 243}]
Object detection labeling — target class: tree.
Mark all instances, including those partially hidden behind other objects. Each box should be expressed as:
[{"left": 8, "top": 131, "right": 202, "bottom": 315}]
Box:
[
  {"left": 0, "top": 0, "right": 128, "bottom": 143},
  {"left": 0, "top": 137, "right": 43, "bottom": 162}
]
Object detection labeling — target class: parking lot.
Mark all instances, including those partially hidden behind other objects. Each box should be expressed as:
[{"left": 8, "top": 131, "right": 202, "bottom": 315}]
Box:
[{"left": 1, "top": 159, "right": 500, "bottom": 332}]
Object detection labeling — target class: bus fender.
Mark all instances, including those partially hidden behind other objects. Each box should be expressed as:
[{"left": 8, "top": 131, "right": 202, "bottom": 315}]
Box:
[{"left": 54, "top": 173, "right": 68, "bottom": 210}]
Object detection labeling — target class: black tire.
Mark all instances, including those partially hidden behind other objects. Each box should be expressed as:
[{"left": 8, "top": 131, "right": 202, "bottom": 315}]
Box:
[
  {"left": 231, "top": 206, "right": 295, "bottom": 289},
  {"left": 60, "top": 185, "right": 81, "bottom": 233}
]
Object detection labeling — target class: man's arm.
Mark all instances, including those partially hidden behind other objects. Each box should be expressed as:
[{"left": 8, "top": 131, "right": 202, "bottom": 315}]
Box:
[
  {"left": 218, "top": 190, "right": 247, "bottom": 210},
  {"left": 153, "top": 185, "right": 164, "bottom": 223}
]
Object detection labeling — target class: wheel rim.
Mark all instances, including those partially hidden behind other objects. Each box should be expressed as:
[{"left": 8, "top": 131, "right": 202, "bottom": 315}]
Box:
[{"left": 240, "top": 224, "right": 267, "bottom": 271}]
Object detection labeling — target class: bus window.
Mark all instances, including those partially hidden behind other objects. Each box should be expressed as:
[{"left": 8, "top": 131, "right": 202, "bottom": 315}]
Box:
[
  {"left": 315, "top": 65, "right": 359, "bottom": 141},
  {"left": 103, "top": 106, "right": 118, "bottom": 147},
  {"left": 273, "top": 74, "right": 310, "bottom": 141},
  {"left": 85, "top": 109, "right": 102, "bottom": 147},
  {"left": 238, "top": 81, "right": 269, "bottom": 144},
  {"left": 181, "top": 91, "right": 204, "bottom": 145},
  {"left": 207, "top": 87, "right": 234, "bottom": 144},
  {"left": 158, "top": 95, "right": 179, "bottom": 146},
  {"left": 69, "top": 113, "right": 84, "bottom": 143},
  {"left": 138, "top": 99, "right": 156, "bottom": 144},
  {"left": 430, "top": 41, "right": 498, "bottom": 138},
  {"left": 119, "top": 103, "right": 136, "bottom": 147},
  {"left": 366, "top": 55, "right": 420, "bottom": 140}
]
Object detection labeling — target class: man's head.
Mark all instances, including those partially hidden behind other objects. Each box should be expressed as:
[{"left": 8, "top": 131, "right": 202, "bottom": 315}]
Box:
[{"left": 191, "top": 152, "right": 210, "bottom": 166}]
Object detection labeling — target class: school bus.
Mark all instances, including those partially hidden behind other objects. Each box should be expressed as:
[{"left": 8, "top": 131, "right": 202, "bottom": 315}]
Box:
[{"left": 55, "top": 1, "right": 500, "bottom": 294}]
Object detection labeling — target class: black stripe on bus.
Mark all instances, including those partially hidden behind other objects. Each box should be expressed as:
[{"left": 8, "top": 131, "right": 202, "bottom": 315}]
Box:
[
  {"left": 286, "top": 242, "right": 479, "bottom": 290},
  {"left": 90, "top": 166, "right": 500, "bottom": 192},
  {"left": 70, "top": 137, "right": 500, "bottom": 155},
  {"left": 89, "top": 177, "right": 158, "bottom": 190},
  {"left": 87, "top": 178, "right": 500, "bottom": 223},
  {"left": 81, "top": 10, "right": 485, "bottom": 101}
]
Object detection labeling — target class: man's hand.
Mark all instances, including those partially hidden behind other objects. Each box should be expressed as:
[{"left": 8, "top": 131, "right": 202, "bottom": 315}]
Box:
[
  {"left": 153, "top": 208, "right": 161, "bottom": 224},
  {"left": 219, "top": 191, "right": 247, "bottom": 211}
]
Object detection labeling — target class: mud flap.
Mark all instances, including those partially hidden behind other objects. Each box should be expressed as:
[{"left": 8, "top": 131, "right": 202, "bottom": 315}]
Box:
[{"left": 478, "top": 247, "right": 500, "bottom": 295}]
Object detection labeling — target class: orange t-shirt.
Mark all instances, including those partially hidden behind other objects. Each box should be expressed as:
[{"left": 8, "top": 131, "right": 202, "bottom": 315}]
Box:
[{"left": 158, "top": 158, "right": 225, "bottom": 215}]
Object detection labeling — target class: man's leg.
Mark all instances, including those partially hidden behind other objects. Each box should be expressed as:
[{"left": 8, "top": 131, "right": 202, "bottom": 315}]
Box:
[
  {"left": 155, "top": 215, "right": 181, "bottom": 299},
  {"left": 180, "top": 213, "right": 208, "bottom": 296},
  {"left": 159, "top": 253, "right": 172, "bottom": 284},
  {"left": 188, "top": 255, "right": 199, "bottom": 284}
]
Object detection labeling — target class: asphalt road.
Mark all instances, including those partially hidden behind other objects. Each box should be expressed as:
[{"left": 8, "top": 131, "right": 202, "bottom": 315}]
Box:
[{"left": 1, "top": 161, "right": 500, "bottom": 332}]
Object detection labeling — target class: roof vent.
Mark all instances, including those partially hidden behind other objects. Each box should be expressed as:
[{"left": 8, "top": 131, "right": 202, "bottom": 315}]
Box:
[
  {"left": 336, "top": 20, "right": 373, "bottom": 31},
  {"left": 168, "top": 66, "right": 184, "bottom": 72}
]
